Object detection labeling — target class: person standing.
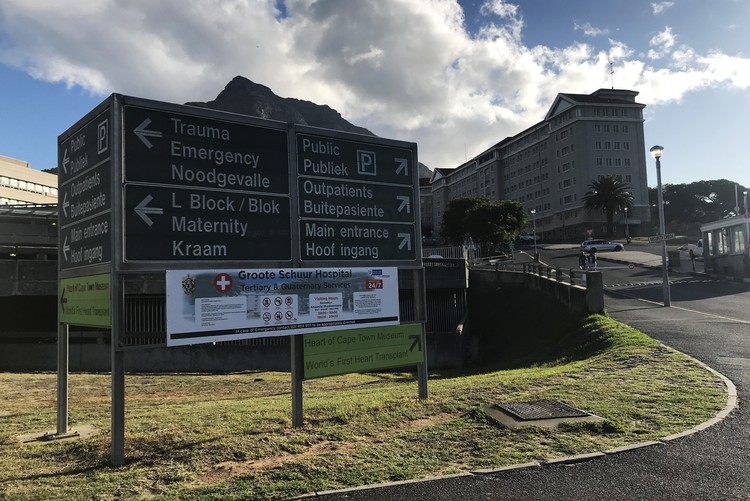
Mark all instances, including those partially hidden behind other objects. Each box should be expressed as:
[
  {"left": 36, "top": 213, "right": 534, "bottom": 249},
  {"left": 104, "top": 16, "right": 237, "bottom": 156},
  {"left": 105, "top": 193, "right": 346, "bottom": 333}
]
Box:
[
  {"left": 579, "top": 250, "right": 588, "bottom": 270},
  {"left": 587, "top": 249, "right": 597, "bottom": 270}
]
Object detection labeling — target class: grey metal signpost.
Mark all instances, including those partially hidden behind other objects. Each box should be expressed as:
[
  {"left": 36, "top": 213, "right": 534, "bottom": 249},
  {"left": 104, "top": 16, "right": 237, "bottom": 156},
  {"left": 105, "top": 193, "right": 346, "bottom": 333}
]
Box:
[{"left": 57, "top": 94, "right": 424, "bottom": 466}]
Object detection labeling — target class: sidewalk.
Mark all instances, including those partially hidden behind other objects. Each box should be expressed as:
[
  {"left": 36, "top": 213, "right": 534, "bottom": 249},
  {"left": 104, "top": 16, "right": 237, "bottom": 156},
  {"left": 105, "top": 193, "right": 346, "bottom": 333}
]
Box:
[{"left": 541, "top": 243, "right": 707, "bottom": 276}]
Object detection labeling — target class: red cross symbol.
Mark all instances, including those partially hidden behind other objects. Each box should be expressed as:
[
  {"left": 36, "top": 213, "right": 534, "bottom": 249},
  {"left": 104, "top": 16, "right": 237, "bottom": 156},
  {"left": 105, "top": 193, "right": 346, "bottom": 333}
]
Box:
[{"left": 214, "top": 273, "right": 233, "bottom": 293}]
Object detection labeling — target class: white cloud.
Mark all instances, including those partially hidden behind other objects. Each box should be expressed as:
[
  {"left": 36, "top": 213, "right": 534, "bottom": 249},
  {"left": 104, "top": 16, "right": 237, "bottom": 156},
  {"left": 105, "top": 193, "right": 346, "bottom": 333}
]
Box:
[
  {"left": 574, "top": 22, "right": 609, "bottom": 37},
  {"left": 648, "top": 26, "right": 676, "bottom": 60},
  {"left": 651, "top": 2, "right": 674, "bottom": 15},
  {"left": 0, "top": 0, "right": 749, "bottom": 170}
]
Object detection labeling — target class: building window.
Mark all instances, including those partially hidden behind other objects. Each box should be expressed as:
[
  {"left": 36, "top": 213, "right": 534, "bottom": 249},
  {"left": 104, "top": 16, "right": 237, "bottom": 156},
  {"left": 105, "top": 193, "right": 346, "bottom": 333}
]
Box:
[
  {"left": 595, "top": 141, "right": 602, "bottom": 150},
  {"left": 596, "top": 158, "right": 603, "bottom": 166}
]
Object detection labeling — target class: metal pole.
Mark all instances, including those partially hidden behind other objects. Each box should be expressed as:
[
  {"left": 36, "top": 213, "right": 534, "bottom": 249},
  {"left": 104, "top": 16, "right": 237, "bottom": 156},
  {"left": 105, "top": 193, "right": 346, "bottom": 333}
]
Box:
[
  {"left": 111, "top": 272, "right": 125, "bottom": 466},
  {"left": 413, "top": 268, "right": 428, "bottom": 400},
  {"left": 531, "top": 209, "right": 538, "bottom": 261},
  {"left": 744, "top": 191, "right": 749, "bottom": 258},
  {"left": 56, "top": 324, "right": 69, "bottom": 436},
  {"left": 655, "top": 157, "right": 671, "bottom": 306},
  {"left": 291, "top": 335, "right": 304, "bottom": 427}
]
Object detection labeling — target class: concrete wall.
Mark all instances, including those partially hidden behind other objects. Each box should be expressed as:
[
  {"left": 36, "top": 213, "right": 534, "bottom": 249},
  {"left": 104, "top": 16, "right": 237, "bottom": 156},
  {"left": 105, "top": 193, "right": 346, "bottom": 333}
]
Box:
[{"left": 469, "top": 266, "right": 604, "bottom": 315}]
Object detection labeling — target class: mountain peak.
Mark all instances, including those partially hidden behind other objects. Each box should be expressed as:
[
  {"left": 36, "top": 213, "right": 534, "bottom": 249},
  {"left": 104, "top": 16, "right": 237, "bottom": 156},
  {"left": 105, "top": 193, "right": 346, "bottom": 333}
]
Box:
[{"left": 186, "top": 76, "right": 374, "bottom": 136}]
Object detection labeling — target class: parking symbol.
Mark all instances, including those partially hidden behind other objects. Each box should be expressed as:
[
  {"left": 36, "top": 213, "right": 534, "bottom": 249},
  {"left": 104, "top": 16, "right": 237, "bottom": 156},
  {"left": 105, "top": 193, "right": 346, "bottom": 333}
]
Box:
[
  {"left": 97, "top": 119, "right": 108, "bottom": 154},
  {"left": 357, "top": 150, "right": 377, "bottom": 176}
]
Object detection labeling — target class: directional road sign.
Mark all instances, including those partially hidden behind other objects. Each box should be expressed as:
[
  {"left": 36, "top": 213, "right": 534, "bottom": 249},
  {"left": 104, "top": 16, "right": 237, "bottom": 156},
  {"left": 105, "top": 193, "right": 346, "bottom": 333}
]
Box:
[
  {"left": 124, "top": 105, "right": 289, "bottom": 195},
  {"left": 302, "top": 324, "right": 424, "bottom": 379},
  {"left": 122, "top": 104, "right": 291, "bottom": 261},
  {"left": 58, "top": 109, "right": 112, "bottom": 271},
  {"left": 296, "top": 132, "right": 418, "bottom": 262},
  {"left": 59, "top": 273, "right": 111, "bottom": 327},
  {"left": 124, "top": 183, "right": 291, "bottom": 261}
]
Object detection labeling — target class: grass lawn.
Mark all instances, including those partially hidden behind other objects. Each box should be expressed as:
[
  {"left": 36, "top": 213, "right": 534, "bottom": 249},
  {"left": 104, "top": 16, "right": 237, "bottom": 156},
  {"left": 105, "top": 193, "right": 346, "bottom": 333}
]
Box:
[{"left": 0, "top": 314, "right": 729, "bottom": 500}]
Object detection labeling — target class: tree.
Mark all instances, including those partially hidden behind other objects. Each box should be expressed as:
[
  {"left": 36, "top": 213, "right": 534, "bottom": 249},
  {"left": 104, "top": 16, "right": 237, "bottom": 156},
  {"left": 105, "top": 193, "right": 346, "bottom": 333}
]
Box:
[
  {"left": 583, "top": 176, "right": 633, "bottom": 237},
  {"left": 440, "top": 197, "right": 526, "bottom": 254},
  {"left": 649, "top": 179, "right": 747, "bottom": 236}
]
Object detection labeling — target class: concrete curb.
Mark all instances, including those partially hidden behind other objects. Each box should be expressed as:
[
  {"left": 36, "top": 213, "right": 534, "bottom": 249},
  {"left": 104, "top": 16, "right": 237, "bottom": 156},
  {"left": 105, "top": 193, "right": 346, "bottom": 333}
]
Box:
[{"left": 293, "top": 353, "right": 738, "bottom": 500}]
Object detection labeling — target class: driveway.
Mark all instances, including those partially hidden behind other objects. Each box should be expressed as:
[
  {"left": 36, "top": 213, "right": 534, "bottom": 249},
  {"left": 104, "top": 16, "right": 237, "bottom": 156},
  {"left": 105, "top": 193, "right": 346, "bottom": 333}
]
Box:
[{"left": 305, "top": 250, "right": 749, "bottom": 500}]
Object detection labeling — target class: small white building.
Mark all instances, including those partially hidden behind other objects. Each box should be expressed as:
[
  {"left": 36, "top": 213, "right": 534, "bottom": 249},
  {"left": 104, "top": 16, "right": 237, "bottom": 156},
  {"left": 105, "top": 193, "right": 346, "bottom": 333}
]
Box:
[
  {"left": 0, "top": 154, "right": 58, "bottom": 205},
  {"left": 700, "top": 215, "right": 749, "bottom": 279}
]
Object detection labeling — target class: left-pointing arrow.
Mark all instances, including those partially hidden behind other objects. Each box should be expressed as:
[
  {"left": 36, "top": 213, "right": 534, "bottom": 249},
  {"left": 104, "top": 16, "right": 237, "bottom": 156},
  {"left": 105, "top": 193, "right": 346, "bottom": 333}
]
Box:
[
  {"left": 133, "top": 118, "right": 162, "bottom": 149},
  {"left": 62, "top": 150, "right": 70, "bottom": 174},
  {"left": 134, "top": 195, "right": 163, "bottom": 226},
  {"left": 62, "top": 236, "right": 70, "bottom": 261},
  {"left": 62, "top": 192, "right": 69, "bottom": 217}
]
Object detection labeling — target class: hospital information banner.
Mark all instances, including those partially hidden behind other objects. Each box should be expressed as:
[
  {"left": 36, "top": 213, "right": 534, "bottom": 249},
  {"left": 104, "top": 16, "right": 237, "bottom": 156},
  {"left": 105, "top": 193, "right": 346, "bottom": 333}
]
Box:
[{"left": 166, "top": 267, "right": 399, "bottom": 346}]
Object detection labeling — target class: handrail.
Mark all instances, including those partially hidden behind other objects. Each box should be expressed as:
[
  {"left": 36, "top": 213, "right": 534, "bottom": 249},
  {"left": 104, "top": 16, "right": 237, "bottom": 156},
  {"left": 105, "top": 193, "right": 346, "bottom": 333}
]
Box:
[{"left": 522, "top": 262, "right": 588, "bottom": 288}]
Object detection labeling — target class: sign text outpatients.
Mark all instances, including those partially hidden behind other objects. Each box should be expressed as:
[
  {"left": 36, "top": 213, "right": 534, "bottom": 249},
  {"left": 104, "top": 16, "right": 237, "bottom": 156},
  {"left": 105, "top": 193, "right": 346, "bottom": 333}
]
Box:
[
  {"left": 58, "top": 109, "right": 112, "bottom": 271},
  {"left": 296, "top": 134, "right": 416, "bottom": 262}
]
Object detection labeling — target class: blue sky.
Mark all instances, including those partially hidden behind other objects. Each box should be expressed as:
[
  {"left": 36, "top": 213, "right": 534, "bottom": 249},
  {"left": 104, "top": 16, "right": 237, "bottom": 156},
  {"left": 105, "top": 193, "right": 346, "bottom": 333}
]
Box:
[{"left": 1, "top": 0, "right": 749, "bottom": 188}]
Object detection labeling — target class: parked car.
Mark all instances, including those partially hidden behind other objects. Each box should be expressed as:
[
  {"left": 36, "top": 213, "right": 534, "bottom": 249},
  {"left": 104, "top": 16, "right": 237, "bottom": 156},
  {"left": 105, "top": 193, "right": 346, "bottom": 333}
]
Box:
[
  {"left": 580, "top": 239, "right": 624, "bottom": 252},
  {"left": 518, "top": 233, "right": 539, "bottom": 242}
]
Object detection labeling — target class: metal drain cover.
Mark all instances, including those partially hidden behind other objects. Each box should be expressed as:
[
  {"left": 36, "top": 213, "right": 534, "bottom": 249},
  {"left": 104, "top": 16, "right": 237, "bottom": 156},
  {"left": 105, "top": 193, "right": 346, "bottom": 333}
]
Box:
[{"left": 495, "top": 400, "right": 589, "bottom": 421}]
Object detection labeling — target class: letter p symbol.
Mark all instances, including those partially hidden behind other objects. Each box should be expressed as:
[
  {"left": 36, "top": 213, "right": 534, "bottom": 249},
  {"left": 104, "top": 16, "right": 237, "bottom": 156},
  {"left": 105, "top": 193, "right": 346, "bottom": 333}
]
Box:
[{"left": 357, "top": 150, "right": 377, "bottom": 176}]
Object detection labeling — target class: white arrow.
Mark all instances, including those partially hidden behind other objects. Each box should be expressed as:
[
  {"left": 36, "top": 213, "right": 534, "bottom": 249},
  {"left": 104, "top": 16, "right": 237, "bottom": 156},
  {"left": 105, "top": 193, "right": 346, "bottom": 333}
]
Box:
[
  {"left": 133, "top": 118, "right": 162, "bottom": 149},
  {"left": 396, "top": 195, "right": 411, "bottom": 213},
  {"left": 398, "top": 232, "right": 411, "bottom": 251},
  {"left": 62, "top": 192, "right": 69, "bottom": 218},
  {"left": 62, "top": 236, "right": 70, "bottom": 261},
  {"left": 395, "top": 158, "right": 408, "bottom": 176},
  {"left": 134, "top": 195, "right": 163, "bottom": 226},
  {"left": 62, "top": 150, "right": 70, "bottom": 174}
]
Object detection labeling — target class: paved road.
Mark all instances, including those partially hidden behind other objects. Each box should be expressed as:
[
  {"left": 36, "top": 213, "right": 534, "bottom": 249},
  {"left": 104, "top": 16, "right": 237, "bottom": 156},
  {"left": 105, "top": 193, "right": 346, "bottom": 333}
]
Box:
[{"left": 305, "top": 248, "right": 750, "bottom": 500}]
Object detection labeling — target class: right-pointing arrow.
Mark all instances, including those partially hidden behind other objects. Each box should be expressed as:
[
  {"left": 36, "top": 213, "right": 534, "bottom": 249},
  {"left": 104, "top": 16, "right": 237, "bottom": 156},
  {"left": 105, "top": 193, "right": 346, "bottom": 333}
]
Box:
[
  {"left": 396, "top": 195, "right": 411, "bottom": 214},
  {"left": 398, "top": 232, "right": 411, "bottom": 251},
  {"left": 134, "top": 195, "right": 163, "bottom": 226},
  {"left": 133, "top": 118, "right": 162, "bottom": 149},
  {"left": 409, "top": 334, "right": 422, "bottom": 352},
  {"left": 395, "top": 158, "right": 408, "bottom": 176}
]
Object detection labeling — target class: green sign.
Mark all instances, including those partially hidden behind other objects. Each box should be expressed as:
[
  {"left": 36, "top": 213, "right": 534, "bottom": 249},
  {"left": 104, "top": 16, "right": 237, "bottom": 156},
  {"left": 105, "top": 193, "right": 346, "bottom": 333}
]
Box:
[
  {"left": 59, "top": 274, "right": 111, "bottom": 327},
  {"left": 303, "top": 324, "right": 424, "bottom": 379}
]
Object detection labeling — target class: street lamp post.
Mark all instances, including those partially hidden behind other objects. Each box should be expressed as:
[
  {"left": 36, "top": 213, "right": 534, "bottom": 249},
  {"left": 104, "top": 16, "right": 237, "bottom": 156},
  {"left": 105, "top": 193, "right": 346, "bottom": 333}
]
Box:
[
  {"left": 530, "top": 208, "right": 538, "bottom": 261},
  {"left": 624, "top": 206, "right": 630, "bottom": 243},
  {"left": 744, "top": 190, "right": 749, "bottom": 258},
  {"left": 650, "top": 145, "right": 671, "bottom": 307}
]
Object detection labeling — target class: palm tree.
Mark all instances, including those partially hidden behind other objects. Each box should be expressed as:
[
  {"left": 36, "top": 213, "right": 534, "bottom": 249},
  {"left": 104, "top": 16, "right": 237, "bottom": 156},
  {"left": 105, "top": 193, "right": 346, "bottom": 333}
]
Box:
[{"left": 583, "top": 176, "right": 633, "bottom": 237}]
